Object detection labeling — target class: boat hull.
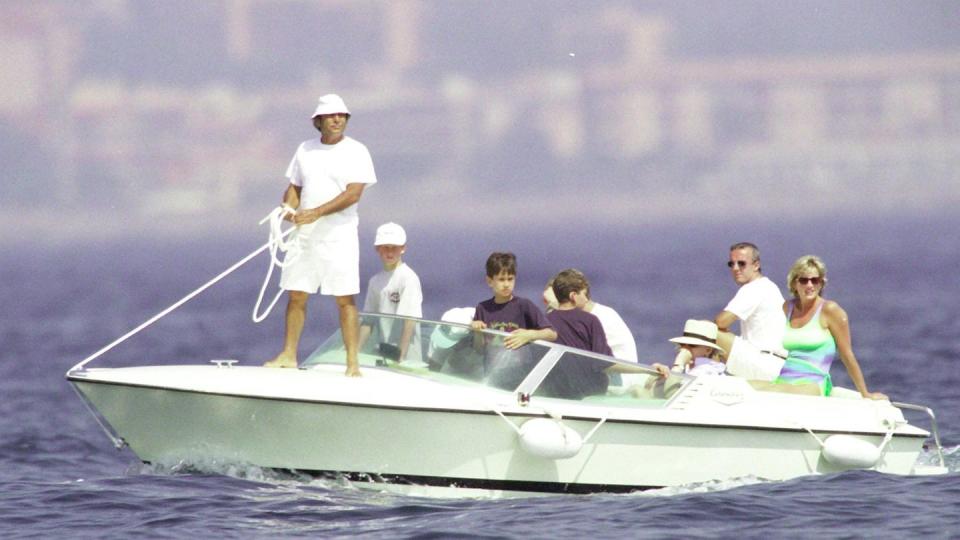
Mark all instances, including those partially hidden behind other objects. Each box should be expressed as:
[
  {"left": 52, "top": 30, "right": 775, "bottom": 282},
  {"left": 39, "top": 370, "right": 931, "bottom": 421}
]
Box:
[{"left": 69, "top": 365, "right": 928, "bottom": 495}]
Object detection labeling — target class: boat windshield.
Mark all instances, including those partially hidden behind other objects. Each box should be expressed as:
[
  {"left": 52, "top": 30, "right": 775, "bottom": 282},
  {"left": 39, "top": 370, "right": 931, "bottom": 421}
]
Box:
[{"left": 301, "top": 313, "right": 684, "bottom": 406}]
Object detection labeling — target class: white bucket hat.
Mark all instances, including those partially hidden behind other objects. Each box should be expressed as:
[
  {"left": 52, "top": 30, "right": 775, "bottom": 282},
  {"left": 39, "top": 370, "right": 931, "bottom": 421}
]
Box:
[
  {"left": 668, "top": 320, "right": 723, "bottom": 351},
  {"left": 311, "top": 94, "right": 350, "bottom": 118},
  {"left": 430, "top": 307, "right": 475, "bottom": 350},
  {"left": 374, "top": 222, "right": 407, "bottom": 246}
]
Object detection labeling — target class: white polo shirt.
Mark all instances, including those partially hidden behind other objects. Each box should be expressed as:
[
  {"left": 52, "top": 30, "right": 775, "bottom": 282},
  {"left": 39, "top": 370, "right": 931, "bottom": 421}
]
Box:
[{"left": 723, "top": 275, "right": 786, "bottom": 351}]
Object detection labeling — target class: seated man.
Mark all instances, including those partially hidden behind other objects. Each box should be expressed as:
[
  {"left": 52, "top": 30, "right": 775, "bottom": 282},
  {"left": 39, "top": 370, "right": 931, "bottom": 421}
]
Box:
[{"left": 714, "top": 242, "right": 786, "bottom": 381}]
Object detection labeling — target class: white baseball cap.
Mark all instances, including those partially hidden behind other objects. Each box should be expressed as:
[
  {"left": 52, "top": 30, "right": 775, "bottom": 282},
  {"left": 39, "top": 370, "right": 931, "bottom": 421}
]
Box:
[
  {"left": 429, "top": 307, "right": 476, "bottom": 350},
  {"left": 311, "top": 94, "right": 350, "bottom": 118},
  {"left": 374, "top": 222, "right": 407, "bottom": 246}
]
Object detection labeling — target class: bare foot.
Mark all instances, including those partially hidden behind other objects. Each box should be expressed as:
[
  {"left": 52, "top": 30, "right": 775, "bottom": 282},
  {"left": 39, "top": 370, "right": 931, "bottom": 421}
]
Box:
[
  {"left": 345, "top": 363, "right": 362, "bottom": 377},
  {"left": 264, "top": 353, "right": 298, "bottom": 368}
]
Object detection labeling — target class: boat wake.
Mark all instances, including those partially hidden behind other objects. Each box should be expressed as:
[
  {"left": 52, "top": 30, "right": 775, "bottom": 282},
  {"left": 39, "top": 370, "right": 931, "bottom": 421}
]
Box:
[
  {"left": 132, "top": 458, "right": 300, "bottom": 483},
  {"left": 629, "top": 475, "right": 768, "bottom": 498},
  {"left": 129, "top": 445, "right": 958, "bottom": 502},
  {"left": 129, "top": 457, "right": 382, "bottom": 494},
  {"left": 132, "top": 455, "right": 774, "bottom": 499},
  {"left": 921, "top": 443, "right": 960, "bottom": 472}
]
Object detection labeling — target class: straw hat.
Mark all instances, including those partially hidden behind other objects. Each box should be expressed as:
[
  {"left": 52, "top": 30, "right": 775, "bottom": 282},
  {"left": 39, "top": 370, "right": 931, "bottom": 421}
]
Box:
[{"left": 668, "top": 320, "right": 723, "bottom": 351}]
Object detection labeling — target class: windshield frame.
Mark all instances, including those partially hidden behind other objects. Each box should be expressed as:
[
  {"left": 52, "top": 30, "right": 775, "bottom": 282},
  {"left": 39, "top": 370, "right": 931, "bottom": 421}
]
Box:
[{"left": 302, "top": 312, "right": 688, "bottom": 406}]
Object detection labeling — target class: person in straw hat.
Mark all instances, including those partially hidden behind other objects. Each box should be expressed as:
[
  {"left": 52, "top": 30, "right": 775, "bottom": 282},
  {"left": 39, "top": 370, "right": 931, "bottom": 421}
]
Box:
[{"left": 651, "top": 319, "right": 727, "bottom": 377}]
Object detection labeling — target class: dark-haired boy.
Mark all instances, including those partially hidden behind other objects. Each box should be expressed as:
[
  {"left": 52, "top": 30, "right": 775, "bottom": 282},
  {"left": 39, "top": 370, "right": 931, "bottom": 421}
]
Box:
[
  {"left": 470, "top": 252, "right": 556, "bottom": 348},
  {"left": 542, "top": 268, "right": 612, "bottom": 399},
  {"left": 471, "top": 253, "right": 556, "bottom": 390}
]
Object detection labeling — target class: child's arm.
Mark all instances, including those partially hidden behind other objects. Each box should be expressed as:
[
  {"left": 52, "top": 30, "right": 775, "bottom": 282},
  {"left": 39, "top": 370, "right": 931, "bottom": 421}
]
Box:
[
  {"left": 398, "top": 319, "right": 416, "bottom": 360},
  {"left": 504, "top": 327, "right": 556, "bottom": 349},
  {"left": 357, "top": 323, "right": 372, "bottom": 354},
  {"left": 649, "top": 363, "right": 671, "bottom": 378},
  {"left": 471, "top": 320, "right": 487, "bottom": 350}
]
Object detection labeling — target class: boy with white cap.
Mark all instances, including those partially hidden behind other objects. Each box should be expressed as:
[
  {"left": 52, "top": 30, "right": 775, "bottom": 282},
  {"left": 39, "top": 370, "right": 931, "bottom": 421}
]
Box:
[
  {"left": 265, "top": 94, "right": 377, "bottom": 376},
  {"left": 359, "top": 222, "right": 424, "bottom": 364}
]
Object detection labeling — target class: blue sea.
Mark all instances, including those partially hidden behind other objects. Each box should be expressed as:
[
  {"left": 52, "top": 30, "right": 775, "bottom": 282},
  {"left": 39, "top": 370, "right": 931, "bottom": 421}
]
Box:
[{"left": 3, "top": 217, "right": 959, "bottom": 538}]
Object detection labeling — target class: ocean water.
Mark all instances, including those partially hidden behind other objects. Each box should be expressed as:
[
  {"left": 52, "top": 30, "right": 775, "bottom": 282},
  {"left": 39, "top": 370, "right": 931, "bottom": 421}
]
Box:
[{"left": 2, "top": 217, "right": 959, "bottom": 538}]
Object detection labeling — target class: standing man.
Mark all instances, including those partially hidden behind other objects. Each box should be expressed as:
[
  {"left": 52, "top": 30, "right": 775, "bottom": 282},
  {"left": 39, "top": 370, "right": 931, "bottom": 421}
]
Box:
[
  {"left": 714, "top": 242, "right": 787, "bottom": 381},
  {"left": 264, "top": 94, "right": 377, "bottom": 376}
]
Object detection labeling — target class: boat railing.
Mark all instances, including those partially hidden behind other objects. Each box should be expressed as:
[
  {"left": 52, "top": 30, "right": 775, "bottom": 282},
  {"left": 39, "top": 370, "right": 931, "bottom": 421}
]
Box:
[
  {"left": 892, "top": 401, "right": 945, "bottom": 468},
  {"left": 302, "top": 312, "right": 682, "bottom": 406}
]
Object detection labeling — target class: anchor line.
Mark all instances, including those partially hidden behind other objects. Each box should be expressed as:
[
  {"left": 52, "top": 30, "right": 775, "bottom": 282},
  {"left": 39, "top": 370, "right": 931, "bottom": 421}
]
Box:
[{"left": 68, "top": 206, "right": 295, "bottom": 373}]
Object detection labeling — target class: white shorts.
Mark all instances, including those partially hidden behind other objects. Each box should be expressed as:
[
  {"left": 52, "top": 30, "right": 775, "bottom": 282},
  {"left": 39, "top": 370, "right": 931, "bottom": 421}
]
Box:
[
  {"left": 279, "top": 229, "right": 360, "bottom": 296},
  {"left": 726, "top": 337, "right": 786, "bottom": 382}
]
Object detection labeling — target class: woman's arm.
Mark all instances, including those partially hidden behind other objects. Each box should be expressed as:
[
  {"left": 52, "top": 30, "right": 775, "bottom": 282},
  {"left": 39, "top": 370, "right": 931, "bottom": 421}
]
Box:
[{"left": 823, "top": 301, "right": 887, "bottom": 400}]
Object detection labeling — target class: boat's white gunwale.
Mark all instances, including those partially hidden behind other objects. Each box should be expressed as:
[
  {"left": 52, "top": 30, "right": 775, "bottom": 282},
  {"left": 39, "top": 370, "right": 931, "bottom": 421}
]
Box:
[{"left": 68, "top": 375, "right": 929, "bottom": 439}]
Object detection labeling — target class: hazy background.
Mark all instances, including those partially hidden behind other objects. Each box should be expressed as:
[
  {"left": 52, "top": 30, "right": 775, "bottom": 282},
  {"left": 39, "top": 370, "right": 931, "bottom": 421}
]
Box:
[
  {"left": 2, "top": 0, "right": 959, "bottom": 245},
  {"left": 3, "top": 0, "right": 959, "bottom": 349},
  {"left": 3, "top": 6, "right": 959, "bottom": 533}
]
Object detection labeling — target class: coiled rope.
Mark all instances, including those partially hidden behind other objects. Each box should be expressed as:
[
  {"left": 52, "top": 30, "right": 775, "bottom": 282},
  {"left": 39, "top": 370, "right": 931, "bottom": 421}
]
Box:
[{"left": 251, "top": 205, "right": 299, "bottom": 322}]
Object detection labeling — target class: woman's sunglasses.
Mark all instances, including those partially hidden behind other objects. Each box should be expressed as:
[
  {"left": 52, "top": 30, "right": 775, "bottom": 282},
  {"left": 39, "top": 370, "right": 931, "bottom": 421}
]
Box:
[{"left": 797, "top": 277, "right": 822, "bottom": 285}]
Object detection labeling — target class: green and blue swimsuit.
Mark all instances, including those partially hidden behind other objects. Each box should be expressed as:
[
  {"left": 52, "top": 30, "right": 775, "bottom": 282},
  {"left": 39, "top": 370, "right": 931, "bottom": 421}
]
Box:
[{"left": 775, "top": 302, "right": 836, "bottom": 396}]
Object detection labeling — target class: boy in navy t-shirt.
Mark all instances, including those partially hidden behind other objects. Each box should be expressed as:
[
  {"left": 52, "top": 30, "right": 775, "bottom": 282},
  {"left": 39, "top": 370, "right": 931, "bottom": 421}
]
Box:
[
  {"left": 471, "top": 252, "right": 556, "bottom": 389},
  {"left": 471, "top": 252, "right": 556, "bottom": 347},
  {"left": 543, "top": 268, "right": 612, "bottom": 399}
]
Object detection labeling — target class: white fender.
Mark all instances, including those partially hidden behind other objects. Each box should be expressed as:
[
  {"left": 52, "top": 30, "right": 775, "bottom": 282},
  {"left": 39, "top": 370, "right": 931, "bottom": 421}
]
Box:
[
  {"left": 822, "top": 434, "right": 881, "bottom": 469},
  {"left": 518, "top": 418, "right": 583, "bottom": 460}
]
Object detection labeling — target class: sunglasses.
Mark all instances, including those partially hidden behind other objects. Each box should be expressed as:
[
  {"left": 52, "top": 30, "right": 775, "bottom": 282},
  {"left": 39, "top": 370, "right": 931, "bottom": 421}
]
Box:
[
  {"left": 727, "top": 260, "right": 752, "bottom": 268},
  {"left": 797, "top": 277, "right": 822, "bottom": 285}
]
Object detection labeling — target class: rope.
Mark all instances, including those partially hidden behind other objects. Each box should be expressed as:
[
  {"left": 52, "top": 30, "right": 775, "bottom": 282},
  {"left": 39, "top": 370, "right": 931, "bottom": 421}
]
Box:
[
  {"left": 68, "top": 206, "right": 296, "bottom": 373},
  {"left": 251, "top": 205, "right": 299, "bottom": 322},
  {"left": 580, "top": 413, "right": 609, "bottom": 444}
]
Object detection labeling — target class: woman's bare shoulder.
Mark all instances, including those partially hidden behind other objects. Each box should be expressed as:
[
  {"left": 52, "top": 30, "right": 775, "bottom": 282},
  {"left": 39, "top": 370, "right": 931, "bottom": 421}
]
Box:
[{"left": 820, "top": 299, "right": 848, "bottom": 322}]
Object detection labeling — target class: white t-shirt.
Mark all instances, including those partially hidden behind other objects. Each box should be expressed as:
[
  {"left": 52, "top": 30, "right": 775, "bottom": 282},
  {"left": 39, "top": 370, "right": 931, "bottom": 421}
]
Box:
[
  {"left": 363, "top": 263, "right": 423, "bottom": 362},
  {"left": 363, "top": 263, "right": 423, "bottom": 317},
  {"left": 286, "top": 135, "right": 377, "bottom": 242},
  {"left": 590, "top": 302, "right": 638, "bottom": 362},
  {"left": 723, "top": 275, "right": 786, "bottom": 351}
]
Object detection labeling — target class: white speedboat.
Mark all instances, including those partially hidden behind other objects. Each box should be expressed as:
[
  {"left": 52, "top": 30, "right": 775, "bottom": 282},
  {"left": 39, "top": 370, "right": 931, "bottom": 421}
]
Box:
[{"left": 68, "top": 312, "right": 945, "bottom": 496}]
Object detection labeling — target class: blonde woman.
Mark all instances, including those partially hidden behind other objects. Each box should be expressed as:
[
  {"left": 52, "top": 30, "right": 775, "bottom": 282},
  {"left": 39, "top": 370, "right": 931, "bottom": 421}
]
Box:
[{"left": 773, "top": 255, "right": 886, "bottom": 400}]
